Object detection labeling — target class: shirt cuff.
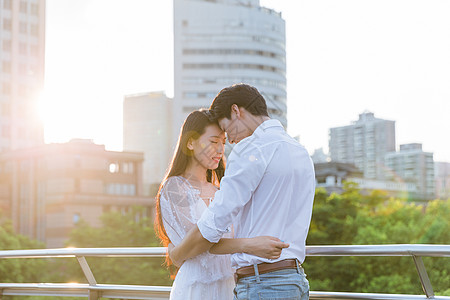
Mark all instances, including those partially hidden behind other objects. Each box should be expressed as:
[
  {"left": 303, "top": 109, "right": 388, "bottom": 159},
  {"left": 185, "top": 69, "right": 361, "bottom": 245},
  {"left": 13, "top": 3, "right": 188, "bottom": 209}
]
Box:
[{"left": 197, "top": 208, "right": 223, "bottom": 243}]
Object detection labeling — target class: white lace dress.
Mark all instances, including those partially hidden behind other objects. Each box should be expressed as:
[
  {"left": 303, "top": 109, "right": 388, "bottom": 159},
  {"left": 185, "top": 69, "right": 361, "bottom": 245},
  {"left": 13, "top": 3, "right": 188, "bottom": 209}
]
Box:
[{"left": 160, "top": 176, "right": 235, "bottom": 300}]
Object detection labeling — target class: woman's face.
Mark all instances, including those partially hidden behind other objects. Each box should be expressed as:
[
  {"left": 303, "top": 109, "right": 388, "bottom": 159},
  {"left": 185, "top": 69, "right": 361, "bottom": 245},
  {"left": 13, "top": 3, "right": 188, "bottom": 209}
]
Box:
[{"left": 189, "top": 124, "right": 226, "bottom": 170}]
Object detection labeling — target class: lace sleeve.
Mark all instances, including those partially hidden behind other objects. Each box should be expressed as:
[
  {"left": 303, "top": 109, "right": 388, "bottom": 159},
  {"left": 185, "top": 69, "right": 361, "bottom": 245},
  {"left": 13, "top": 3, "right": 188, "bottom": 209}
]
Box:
[{"left": 160, "top": 176, "right": 199, "bottom": 246}]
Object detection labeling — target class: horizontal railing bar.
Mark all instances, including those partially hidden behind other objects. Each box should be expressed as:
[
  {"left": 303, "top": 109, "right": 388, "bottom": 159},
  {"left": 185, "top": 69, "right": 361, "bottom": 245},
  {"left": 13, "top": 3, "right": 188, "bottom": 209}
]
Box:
[
  {"left": 0, "top": 244, "right": 449, "bottom": 259},
  {"left": 306, "top": 244, "right": 450, "bottom": 257},
  {"left": 1, "top": 284, "right": 450, "bottom": 300},
  {"left": 0, "top": 247, "right": 167, "bottom": 258},
  {"left": 310, "top": 291, "right": 450, "bottom": 300}
]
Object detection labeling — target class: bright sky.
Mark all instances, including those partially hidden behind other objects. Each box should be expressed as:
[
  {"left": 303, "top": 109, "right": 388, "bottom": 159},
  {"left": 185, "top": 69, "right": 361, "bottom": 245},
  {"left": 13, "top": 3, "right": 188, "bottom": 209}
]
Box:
[{"left": 43, "top": 0, "right": 450, "bottom": 162}]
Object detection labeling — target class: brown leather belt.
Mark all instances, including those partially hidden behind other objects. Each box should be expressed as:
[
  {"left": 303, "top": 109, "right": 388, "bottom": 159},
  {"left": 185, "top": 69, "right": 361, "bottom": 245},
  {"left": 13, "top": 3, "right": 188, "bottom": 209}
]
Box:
[{"left": 236, "top": 259, "right": 299, "bottom": 280}]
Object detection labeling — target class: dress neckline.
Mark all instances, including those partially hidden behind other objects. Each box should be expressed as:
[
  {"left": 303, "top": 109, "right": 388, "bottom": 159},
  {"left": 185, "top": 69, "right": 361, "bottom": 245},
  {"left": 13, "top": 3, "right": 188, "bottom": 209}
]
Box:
[{"left": 177, "top": 176, "right": 215, "bottom": 207}]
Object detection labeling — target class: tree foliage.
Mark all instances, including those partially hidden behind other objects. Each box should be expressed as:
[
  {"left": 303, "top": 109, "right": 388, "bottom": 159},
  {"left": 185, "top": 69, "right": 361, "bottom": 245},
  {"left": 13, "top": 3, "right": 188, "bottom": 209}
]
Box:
[
  {"left": 46, "top": 206, "right": 173, "bottom": 286},
  {"left": 305, "top": 183, "right": 450, "bottom": 295},
  {"left": 0, "top": 220, "right": 47, "bottom": 283}
]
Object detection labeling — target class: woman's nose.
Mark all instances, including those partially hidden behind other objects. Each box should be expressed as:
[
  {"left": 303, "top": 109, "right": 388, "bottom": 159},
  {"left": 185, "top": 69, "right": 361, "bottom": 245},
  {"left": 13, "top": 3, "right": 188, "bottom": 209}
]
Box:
[{"left": 217, "top": 143, "right": 224, "bottom": 153}]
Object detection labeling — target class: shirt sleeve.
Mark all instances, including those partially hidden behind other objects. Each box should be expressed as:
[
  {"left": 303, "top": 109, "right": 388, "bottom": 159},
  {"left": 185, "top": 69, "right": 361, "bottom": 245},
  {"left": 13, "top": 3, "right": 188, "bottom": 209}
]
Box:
[
  {"left": 197, "top": 143, "right": 268, "bottom": 243},
  {"left": 160, "top": 176, "right": 199, "bottom": 246}
]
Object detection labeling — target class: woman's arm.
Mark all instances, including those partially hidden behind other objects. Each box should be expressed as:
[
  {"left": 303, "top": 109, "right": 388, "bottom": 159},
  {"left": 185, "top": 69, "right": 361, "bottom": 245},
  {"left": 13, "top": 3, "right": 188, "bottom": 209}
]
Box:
[{"left": 168, "top": 235, "right": 289, "bottom": 266}]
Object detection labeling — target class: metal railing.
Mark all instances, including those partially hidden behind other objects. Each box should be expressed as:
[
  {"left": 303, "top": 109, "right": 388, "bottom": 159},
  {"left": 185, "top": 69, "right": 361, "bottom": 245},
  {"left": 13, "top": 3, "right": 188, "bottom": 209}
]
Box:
[{"left": 0, "top": 244, "right": 449, "bottom": 300}]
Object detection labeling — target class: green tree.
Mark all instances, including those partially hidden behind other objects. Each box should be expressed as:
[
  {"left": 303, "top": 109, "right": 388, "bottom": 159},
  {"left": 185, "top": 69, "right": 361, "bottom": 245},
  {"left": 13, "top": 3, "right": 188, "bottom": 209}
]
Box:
[
  {"left": 304, "top": 183, "right": 450, "bottom": 296},
  {"left": 46, "top": 206, "right": 173, "bottom": 286},
  {"left": 0, "top": 220, "right": 47, "bottom": 283}
]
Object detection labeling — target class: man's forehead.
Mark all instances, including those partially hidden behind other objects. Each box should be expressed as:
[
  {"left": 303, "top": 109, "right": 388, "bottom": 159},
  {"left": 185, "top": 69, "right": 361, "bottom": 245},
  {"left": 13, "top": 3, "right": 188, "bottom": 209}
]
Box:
[{"left": 218, "top": 118, "right": 228, "bottom": 130}]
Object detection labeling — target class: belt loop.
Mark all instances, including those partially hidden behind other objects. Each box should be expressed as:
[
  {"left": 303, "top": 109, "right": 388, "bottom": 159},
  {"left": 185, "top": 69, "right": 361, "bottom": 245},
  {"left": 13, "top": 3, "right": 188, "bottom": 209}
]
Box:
[
  {"left": 253, "top": 264, "right": 261, "bottom": 283},
  {"left": 295, "top": 259, "right": 301, "bottom": 274}
]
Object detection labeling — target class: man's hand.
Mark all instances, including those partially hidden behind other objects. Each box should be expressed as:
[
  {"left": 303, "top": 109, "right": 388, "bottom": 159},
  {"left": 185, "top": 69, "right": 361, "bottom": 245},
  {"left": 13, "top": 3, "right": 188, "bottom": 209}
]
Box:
[{"left": 244, "top": 236, "right": 289, "bottom": 260}]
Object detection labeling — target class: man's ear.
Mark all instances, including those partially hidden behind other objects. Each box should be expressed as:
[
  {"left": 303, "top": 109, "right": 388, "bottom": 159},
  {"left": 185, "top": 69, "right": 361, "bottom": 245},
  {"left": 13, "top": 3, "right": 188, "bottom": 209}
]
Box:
[
  {"left": 187, "top": 137, "right": 194, "bottom": 150},
  {"left": 231, "top": 104, "right": 240, "bottom": 119}
]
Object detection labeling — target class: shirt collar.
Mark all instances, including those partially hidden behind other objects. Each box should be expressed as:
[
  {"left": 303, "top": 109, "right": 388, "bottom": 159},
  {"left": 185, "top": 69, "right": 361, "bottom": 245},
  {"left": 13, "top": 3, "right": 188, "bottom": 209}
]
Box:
[{"left": 253, "top": 119, "right": 283, "bottom": 136}]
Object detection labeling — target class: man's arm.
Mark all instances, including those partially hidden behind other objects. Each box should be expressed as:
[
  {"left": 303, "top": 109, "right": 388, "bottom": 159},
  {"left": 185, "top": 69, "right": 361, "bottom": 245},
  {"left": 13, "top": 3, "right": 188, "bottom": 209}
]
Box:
[
  {"left": 169, "top": 224, "right": 212, "bottom": 266},
  {"left": 169, "top": 232, "right": 290, "bottom": 267}
]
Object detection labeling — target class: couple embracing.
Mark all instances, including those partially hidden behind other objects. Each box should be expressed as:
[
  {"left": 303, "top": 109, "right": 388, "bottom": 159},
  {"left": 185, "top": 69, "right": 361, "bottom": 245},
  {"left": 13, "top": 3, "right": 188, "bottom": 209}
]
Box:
[{"left": 155, "top": 84, "right": 315, "bottom": 299}]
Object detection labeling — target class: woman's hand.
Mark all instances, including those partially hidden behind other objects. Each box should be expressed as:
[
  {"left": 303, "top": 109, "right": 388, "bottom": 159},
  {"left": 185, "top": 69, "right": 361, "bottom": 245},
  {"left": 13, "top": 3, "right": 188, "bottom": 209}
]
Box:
[
  {"left": 167, "top": 243, "right": 183, "bottom": 267},
  {"left": 244, "top": 236, "right": 289, "bottom": 260}
]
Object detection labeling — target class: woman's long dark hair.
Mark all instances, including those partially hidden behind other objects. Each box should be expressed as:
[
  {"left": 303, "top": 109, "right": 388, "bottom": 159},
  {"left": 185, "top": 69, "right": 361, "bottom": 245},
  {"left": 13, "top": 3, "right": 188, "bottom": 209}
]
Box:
[{"left": 154, "top": 110, "right": 225, "bottom": 275}]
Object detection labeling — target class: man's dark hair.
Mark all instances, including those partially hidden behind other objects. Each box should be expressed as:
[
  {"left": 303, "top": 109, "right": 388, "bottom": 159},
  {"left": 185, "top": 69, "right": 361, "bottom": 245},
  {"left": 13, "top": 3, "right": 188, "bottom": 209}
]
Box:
[{"left": 209, "top": 83, "right": 269, "bottom": 120}]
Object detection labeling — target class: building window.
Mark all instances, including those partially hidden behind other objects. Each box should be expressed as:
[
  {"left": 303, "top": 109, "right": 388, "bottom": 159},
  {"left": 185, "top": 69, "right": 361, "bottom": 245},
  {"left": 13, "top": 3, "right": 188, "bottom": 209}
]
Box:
[
  {"left": 30, "top": 4, "right": 39, "bottom": 15},
  {"left": 2, "top": 40, "right": 12, "bottom": 52},
  {"left": 19, "top": 64, "right": 27, "bottom": 75},
  {"left": 2, "top": 61, "right": 11, "bottom": 73},
  {"left": 30, "top": 45, "right": 39, "bottom": 57},
  {"left": 73, "top": 213, "right": 81, "bottom": 224},
  {"left": 109, "top": 162, "right": 120, "bottom": 173},
  {"left": 122, "top": 162, "right": 134, "bottom": 174},
  {"left": 19, "top": 43, "right": 27, "bottom": 55},
  {"left": 20, "top": 1, "right": 28, "bottom": 14},
  {"left": 74, "top": 179, "right": 80, "bottom": 192},
  {"left": 30, "top": 24, "right": 39, "bottom": 36},
  {"left": 2, "top": 125, "right": 11, "bottom": 138},
  {"left": 20, "top": 22, "right": 27, "bottom": 34},
  {"left": 2, "top": 103, "right": 11, "bottom": 116},
  {"left": 2, "top": 83, "right": 11, "bottom": 95},
  {"left": 3, "top": 0, "right": 12, "bottom": 9},
  {"left": 105, "top": 183, "right": 136, "bottom": 196},
  {"left": 2, "top": 18, "right": 12, "bottom": 31}
]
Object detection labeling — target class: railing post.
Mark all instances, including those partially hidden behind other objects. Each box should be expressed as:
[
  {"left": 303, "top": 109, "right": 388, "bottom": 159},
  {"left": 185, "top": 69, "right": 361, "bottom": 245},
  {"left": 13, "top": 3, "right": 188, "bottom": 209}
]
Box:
[
  {"left": 77, "top": 256, "right": 99, "bottom": 299},
  {"left": 89, "top": 290, "right": 100, "bottom": 300},
  {"left": 76, "top": 256, "right": 97, "bottom": 285},
  {"left": 412, "top": 255, "right": 435, "bottom": 299}
]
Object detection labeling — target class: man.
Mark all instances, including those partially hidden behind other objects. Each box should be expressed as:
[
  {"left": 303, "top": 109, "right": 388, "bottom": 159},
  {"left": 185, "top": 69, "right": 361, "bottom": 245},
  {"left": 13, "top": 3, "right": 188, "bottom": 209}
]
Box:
[{"left": 170, "top": 84, "right": 315, "bottom": 299}]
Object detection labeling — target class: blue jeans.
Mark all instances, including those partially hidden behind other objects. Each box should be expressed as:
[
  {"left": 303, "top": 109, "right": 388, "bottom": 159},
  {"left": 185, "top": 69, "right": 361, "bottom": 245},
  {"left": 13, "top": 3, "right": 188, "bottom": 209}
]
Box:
[{"left": 233, "top": 266, "right": 309, "bottom": 300}]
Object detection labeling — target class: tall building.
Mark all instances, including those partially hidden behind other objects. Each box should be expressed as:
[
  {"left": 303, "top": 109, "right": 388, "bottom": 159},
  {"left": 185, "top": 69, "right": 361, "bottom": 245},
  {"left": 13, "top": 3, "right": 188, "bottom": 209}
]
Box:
[
  {"left": 123, "top": 92, "right": 173, "bottom": 196},
  {"left": 0, "top": 139, "right": 152, "bottom": 247},
  {"left": 385, "top": 143, "right": 435, "bottom": 201},
  {"left": 329, "top": 112, "right": 396, "bottom": 179},
  {"left": 0, "top": 0, "right": 45, "bottom": 152},
  {"left": 435, "top": 162, "right": 450, "bottom": 200},
  {"left": 173, "top": 0, "right": 287, "bottom": 141}
]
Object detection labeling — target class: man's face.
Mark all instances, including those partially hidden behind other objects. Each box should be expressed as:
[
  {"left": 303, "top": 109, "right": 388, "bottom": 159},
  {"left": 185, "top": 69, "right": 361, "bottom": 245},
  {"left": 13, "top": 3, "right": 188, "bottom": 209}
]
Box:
[{"left": 218, "top": 116, "right": 252, "bottom": 144}]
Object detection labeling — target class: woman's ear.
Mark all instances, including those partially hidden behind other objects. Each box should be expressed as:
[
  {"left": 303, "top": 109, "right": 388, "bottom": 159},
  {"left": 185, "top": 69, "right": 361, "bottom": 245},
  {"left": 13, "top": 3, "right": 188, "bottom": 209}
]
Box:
[{"left": 187, "top": 138, "right": 194, "bottom": 151}]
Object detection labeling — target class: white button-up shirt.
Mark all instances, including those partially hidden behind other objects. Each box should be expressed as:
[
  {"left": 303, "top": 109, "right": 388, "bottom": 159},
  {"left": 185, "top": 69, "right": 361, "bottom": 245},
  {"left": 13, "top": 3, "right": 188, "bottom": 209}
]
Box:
[{"left": 198, "top": 119, "right": 315, "bottom": 268}]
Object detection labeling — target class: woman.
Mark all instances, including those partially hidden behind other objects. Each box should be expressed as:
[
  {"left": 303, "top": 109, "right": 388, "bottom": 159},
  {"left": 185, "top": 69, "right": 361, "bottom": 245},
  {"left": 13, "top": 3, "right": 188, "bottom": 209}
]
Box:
[{"left": 155, "top": 110, "right": 285, "bottom": 299}]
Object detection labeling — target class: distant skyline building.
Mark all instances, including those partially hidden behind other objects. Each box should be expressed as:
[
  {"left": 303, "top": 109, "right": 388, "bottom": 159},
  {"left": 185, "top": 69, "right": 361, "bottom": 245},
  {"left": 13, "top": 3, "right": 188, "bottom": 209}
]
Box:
[
  {"left": 123, "top": 92, "right": 173, "bottom": 196},
  {"left": 435, "top": 161, "right": 450, "bottom": 200},
  {"left": 329, "top": 112, "right": 396, "bottom": 179},
  {"left": 311, "top": 147, "right": 329, "bottom": 164},
  {"left": 314, "top": 161, "right": 417, "bottom": 197},
  {"left": 173, "top": 0, "right": 287, "bottom": 141},
  {"left": 0, "top": 139, "right": 152, "bottom": 247},
  {"left": 0, "top": 0, "right": 46, "bottom": 152},
  {"left": 385, "top": 143, "right": 435, "bottom": 201}
]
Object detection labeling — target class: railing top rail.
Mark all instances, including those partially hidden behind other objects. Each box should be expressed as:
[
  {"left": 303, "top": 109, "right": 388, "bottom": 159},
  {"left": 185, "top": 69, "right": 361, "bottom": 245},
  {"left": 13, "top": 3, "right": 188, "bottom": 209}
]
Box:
[
  {"left": 0, "top": 247, "right": 167, "bottom": 259},
  {"left": 0, "top": 244, "right": 449, "bottom": 259},
  {"left": 306, "top": 244, "right": 450, "bottom": 257}
]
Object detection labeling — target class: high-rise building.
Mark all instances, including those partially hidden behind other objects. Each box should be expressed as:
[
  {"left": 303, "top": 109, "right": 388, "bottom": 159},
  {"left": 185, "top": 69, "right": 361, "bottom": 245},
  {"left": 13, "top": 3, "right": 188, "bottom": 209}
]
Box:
[
  {"left": 123, "top": 92, "right": 173, "bottom": 196},
  {"left": 173, "top": 0, "right": 287, "bottom": 141},
  {"left": 435, "top": 162, "right": 450, "bottom": 200},
  {"left": 385, "top": 143, "right": 435, "bottom": 201},
  {"left": 329, "top": 112, "right": 396, "bottom": 179},
  {"left": 0, "top": 139, "right": 152, "bottom": 247},
  {"left": 0, "top": 0, "right": 45, "bottom": 152}
]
